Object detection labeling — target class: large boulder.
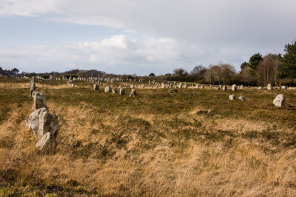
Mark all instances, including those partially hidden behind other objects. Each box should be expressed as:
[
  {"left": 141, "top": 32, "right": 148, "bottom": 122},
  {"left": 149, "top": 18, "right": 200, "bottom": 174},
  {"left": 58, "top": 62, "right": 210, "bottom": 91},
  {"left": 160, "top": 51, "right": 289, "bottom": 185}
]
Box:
[
  {"left": 35, "top": 132, "right": 56, "bottom": 154},
  {"left": 273, "top": 94, "right": 285, "bottom": 107},
  {"left": 32, "top": 91, "right": 47, "bottom": 110},
  {"left": 26, "top": 107, "right": 48, "bottom": 138},
  {"left": 26, "top": 107, "right": 59, "bottom": 139}
]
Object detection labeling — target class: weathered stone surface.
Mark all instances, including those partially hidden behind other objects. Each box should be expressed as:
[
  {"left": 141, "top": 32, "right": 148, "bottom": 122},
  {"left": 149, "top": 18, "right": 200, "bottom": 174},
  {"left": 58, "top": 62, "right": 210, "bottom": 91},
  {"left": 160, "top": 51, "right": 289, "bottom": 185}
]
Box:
[
  {"left": 267, "top": 84, "right": 273, "bottom": 90},
  {"left": 32, "top": 91, "right": 47, "bottom": 110},
  {"left": 26, "top": 107, "right": 48, "bottom": 138},
  {"left": 93, "top": 84, "right": 99, "bottom": 90},
  {"left": 229, "top": 94, "right": 236, "bottom": 100},
  {"left": 104, "top": 86, "right": 112, "bottom": 93},
  {"left": 196, "top": 84, "right": 199, "bottom": 89},
  {"left": 35, "top": 132, "right": 56, "bottom": 154},
  {"left": 130, "top": 89, "right": 137, "bottom": 97},
  {"left": 119, "top": 88, "right": 125, "bottom": 95},
  {"left": 222, "top": 86, "right": 227, "bottom": 90},
  {"left": 38, "top": 111, "right": 59, "bottom": 139},
  {"left": 232, "top": 84, "right": 237, "bottom": 91},
  {"left": 239, "top": 96, "right": 246, "bottom": 101},
  {"left": 26, "top": 108, "right": 59, "bottom": 139},
  {"left": 178, "top": 83, "right": 183, "bottom": 89},
  {"left": 281, "top": 86, "right": 287, "bottom": 89},
  {"left": 273, "top": 94, "right": 285, "bottom": 107}
]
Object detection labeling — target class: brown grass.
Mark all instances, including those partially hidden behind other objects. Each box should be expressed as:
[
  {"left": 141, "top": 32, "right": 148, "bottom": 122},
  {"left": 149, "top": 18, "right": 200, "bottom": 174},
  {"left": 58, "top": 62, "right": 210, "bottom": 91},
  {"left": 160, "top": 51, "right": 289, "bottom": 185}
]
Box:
[{"left": 0, "top": 78, "right": 295, "bottom": 196}]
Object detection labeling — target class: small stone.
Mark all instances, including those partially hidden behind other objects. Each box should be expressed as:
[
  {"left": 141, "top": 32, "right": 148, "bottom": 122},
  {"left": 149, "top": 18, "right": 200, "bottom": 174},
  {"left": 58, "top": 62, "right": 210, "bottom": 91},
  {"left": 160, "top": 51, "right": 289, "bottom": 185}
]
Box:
[
  {"left": 130, "top": 89, "right": 137, "bottom": 97},
  {"left": 119, "top": 88, "right": 125, "bottom": 95},
  {"left": 232, "top": 84, "right": 237, "bottom": 91},
  {"left": 273, "top": 94, "right": 285, "bottom": 107},
  {"left": 229, "top": 94, "right": 236, "bottom": 100},
  {"left": 267, "top": 84, "right": 273, "bottom": 90},
  {"left": 239, "top": 96, "right": 246, "bottom": 101},
  {"left": 93, "top": 84, "right": 99, "bottom": 90},
  {"left": 32, "top": 91, "right": 47, "bottom": 110},
  {"left": 104, "top": 86, "right": 112, "bottom": 93}
]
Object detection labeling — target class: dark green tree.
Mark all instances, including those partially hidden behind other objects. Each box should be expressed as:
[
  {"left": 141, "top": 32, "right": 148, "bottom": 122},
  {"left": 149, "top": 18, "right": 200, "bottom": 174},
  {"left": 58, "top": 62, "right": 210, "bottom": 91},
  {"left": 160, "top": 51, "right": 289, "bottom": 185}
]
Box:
[
  {"left": 278, "top": 41, "right": 296, "bottom": 79},
  {"left": 249, "top": 53, "right": 263, "bottom": 70},
  {"left": 149, "top": 73, "right": 155, "bottom": 76}
]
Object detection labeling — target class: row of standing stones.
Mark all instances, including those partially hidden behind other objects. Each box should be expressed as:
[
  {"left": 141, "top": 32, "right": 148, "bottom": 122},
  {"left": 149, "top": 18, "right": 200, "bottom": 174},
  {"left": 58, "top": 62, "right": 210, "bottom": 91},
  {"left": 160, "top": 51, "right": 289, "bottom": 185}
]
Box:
[
  {"left": 26, "top": 77, "right": 59, "bottom": 154},
  {"left": 67, "top": 77, "right": 285, "bottom": 107}
]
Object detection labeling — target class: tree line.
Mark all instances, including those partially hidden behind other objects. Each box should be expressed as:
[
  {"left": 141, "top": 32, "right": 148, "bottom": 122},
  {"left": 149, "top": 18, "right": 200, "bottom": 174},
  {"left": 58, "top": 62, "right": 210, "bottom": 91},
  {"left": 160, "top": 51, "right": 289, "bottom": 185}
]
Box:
[{"left": 157, "top": 41, "right": 296, "bottom": 86}]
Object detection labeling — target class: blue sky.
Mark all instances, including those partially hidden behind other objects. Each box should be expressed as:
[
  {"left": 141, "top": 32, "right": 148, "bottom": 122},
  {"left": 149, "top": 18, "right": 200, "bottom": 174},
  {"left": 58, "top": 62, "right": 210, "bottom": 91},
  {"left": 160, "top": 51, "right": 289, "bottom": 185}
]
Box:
[{"left": 1, "top": 0, "right": 296, "bottom": 75}]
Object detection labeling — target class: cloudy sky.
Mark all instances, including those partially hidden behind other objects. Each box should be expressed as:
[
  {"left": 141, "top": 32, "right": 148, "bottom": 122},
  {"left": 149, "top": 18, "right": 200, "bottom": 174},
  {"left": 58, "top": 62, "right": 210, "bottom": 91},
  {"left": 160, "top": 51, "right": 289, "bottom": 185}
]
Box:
[{"left": 0, "top": 0, "right": 296, "bottom": 75}]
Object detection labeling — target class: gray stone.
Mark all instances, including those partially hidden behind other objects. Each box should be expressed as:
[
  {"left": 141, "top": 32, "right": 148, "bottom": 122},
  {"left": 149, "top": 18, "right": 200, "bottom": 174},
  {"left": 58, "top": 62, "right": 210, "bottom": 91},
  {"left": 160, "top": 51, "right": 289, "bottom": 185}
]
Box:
[
  {"left": 35, "top": 132, "right": 56, "bottom": 154},
  {"left": 258, "top": 86, "right": 262, "bottom": 89},
  {"left": 93, "top": 84, "right": 99, "bottom": 90},
  {"left": 222, "top": 86, "right": 227, "bottom": 90},
  {"left": 273, "top": 94, "right": 285, "bottom": 107},
  {"left": 38, "top": 111, "right": 59, "bottom": 139},
  {"left": 104, "top": 86, "right": 112, "bottom": 93},
  {"left": 32, "top": 91, "right": 47, "bottom": 110},
  {"left": 229, "top": 94, "right": 236, "bottom": 100},
  {"left": 119, "top": 88, "right": 125, "bottom": 95},
  {"left": 130, "top": 89, "right": 137, "bottom": 97},
  {"left": 112, "top": 88, "right": 118, "bottom": 94},
  {"left": 239, "top": 96, "right": 246, "bottom": 101},
  {"left": 26, "top": 108, "right": 49, "bottom": 138},
  {"left": 232, "top": 84, "right": 237, "bottom": 91},
  {"left": 267, "top": 84, "right": 272, "bottom": 90}
]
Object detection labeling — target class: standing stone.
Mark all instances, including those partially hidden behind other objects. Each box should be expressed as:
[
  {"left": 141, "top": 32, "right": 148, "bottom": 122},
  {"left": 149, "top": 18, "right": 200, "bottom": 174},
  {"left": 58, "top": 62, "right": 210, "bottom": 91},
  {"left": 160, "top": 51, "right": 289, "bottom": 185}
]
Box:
[
  {"left": 229, "top": 94, "right": 236, "bottom": 100},
  {"left": 258, "top": 86, "right": 262, "bottom": 89},
  {"left": 273, "top": 94, "right": 285, "bottom": 107},
  {"left": 216, "top": 86, "right": 221, "bottom": 90},
  {"left": 32, "top": 91, "right": 47, "bottom": 110},
  {"left": 38, "top": 111, "right": 59, "bottom": 139},
  {"left": 240, "top": 85, "right": 244, "bottom": 89},
  {"left": 267, "top": 84, "right": 273, "bottom": 90},
  {"left": 281, "top": 86, "right": 287, "bottom": 89},
  {"left": 201, "top": 85, "right": 204, "bottom": 89},
  {"left": 178, "top": 83, "right": 183, "bottom": 89},
  {"left": 210, "top": 85, "right": 212, "bottom": 88},
  {"left": 93, "top": 84, "right": 99, "bottom": 90},
  {"left": 222, "top": 86, "right": 227, "bottom": 90},
  {"left": 184, "top": 83, "right": 188, "bottom": 88},
  {"left": 35, "top": 132, "right": 56, "bottom": 154},
  {"left": 196, "top": 84, "right": 199, "bottom": 89},
  {"left": 112, "top": 88, "right": 118, "bottom": 94},
  {"left": 232, "top": 84, "right": 237, "bottom": 91},
  {"left": 119, "top": 88, "right": 125, "bottom": 95},
  {"left": 130, "top": 89, "right": 137, "bottom": 97},
  {"left": 162, "top": 83, "right": 165, "bottom": 88},
  {"left": 104, "top": 86, "right": 112, "bottom": 93},
  {"left": 239, "top": 96, "right": 246, "bottom": 101},
  {"left": 26, "top": 107, "right": 49, "bottom": 138}
]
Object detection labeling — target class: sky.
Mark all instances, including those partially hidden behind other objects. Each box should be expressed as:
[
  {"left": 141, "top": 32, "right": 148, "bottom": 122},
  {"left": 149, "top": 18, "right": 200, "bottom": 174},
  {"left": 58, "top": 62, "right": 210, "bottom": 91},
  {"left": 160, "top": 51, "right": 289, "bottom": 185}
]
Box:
[{"left": 0, "top": 0, "right": 296, "bottom": 75}]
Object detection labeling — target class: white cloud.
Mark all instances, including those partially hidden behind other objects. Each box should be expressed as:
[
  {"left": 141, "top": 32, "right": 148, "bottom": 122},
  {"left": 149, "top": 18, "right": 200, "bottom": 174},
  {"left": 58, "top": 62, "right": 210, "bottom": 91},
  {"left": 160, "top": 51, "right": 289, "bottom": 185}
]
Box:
[{"left": 1, "top": 0, "right": 296, "bottom": 73}]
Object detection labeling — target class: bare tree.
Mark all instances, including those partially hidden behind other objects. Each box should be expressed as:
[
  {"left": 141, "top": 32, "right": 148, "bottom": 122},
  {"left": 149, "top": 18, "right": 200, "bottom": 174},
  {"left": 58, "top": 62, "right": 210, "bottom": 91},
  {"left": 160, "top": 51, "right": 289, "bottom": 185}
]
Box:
[{"left": 257, "top": 54, "right": 281, "bottom": 86}]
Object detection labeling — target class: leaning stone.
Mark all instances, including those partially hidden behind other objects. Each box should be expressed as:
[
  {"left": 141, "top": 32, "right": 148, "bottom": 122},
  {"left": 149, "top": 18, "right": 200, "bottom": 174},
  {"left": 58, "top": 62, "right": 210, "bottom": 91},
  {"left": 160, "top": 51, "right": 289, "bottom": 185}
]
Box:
[
  {"left": 35, "top": 132, "right": 56, "bottom": 154},
  {"left": 32, "top": 91, "right": 47, "bottom": 110},
  {"left": 239, "top": 96, "right": 246, "bottom": 101},
  {"left": 229, "top": 94, "right": 236, "bottom": 100},
  {"left": 267, "top": 84, "right": 272, "bottom": 90},
  {"left": 104, "top": 86, "right": 112, "bottom": 93},
  {"left": 273, "top": 94, "right": 285, "bottom": 107},
  {"left": 130, "top": 89, "right": 137, "bottom": 97},
  {"left": 119, "top": 88, "right": 125, "bottom": 95}
]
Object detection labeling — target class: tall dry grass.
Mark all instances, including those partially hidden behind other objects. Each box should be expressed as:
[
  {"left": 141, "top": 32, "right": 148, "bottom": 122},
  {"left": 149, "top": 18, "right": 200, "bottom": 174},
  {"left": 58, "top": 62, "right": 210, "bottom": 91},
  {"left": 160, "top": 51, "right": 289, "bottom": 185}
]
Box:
[{"left": 0, "top": 79, "right": 295, "bottom": 196}]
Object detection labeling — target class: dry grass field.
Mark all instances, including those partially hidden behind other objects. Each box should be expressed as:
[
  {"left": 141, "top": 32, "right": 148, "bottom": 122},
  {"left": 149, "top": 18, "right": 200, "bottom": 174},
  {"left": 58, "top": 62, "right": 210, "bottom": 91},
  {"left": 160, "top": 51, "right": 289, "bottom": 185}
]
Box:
[{"left": 0, "top": 78, "right": 296, "bottom": 196}]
